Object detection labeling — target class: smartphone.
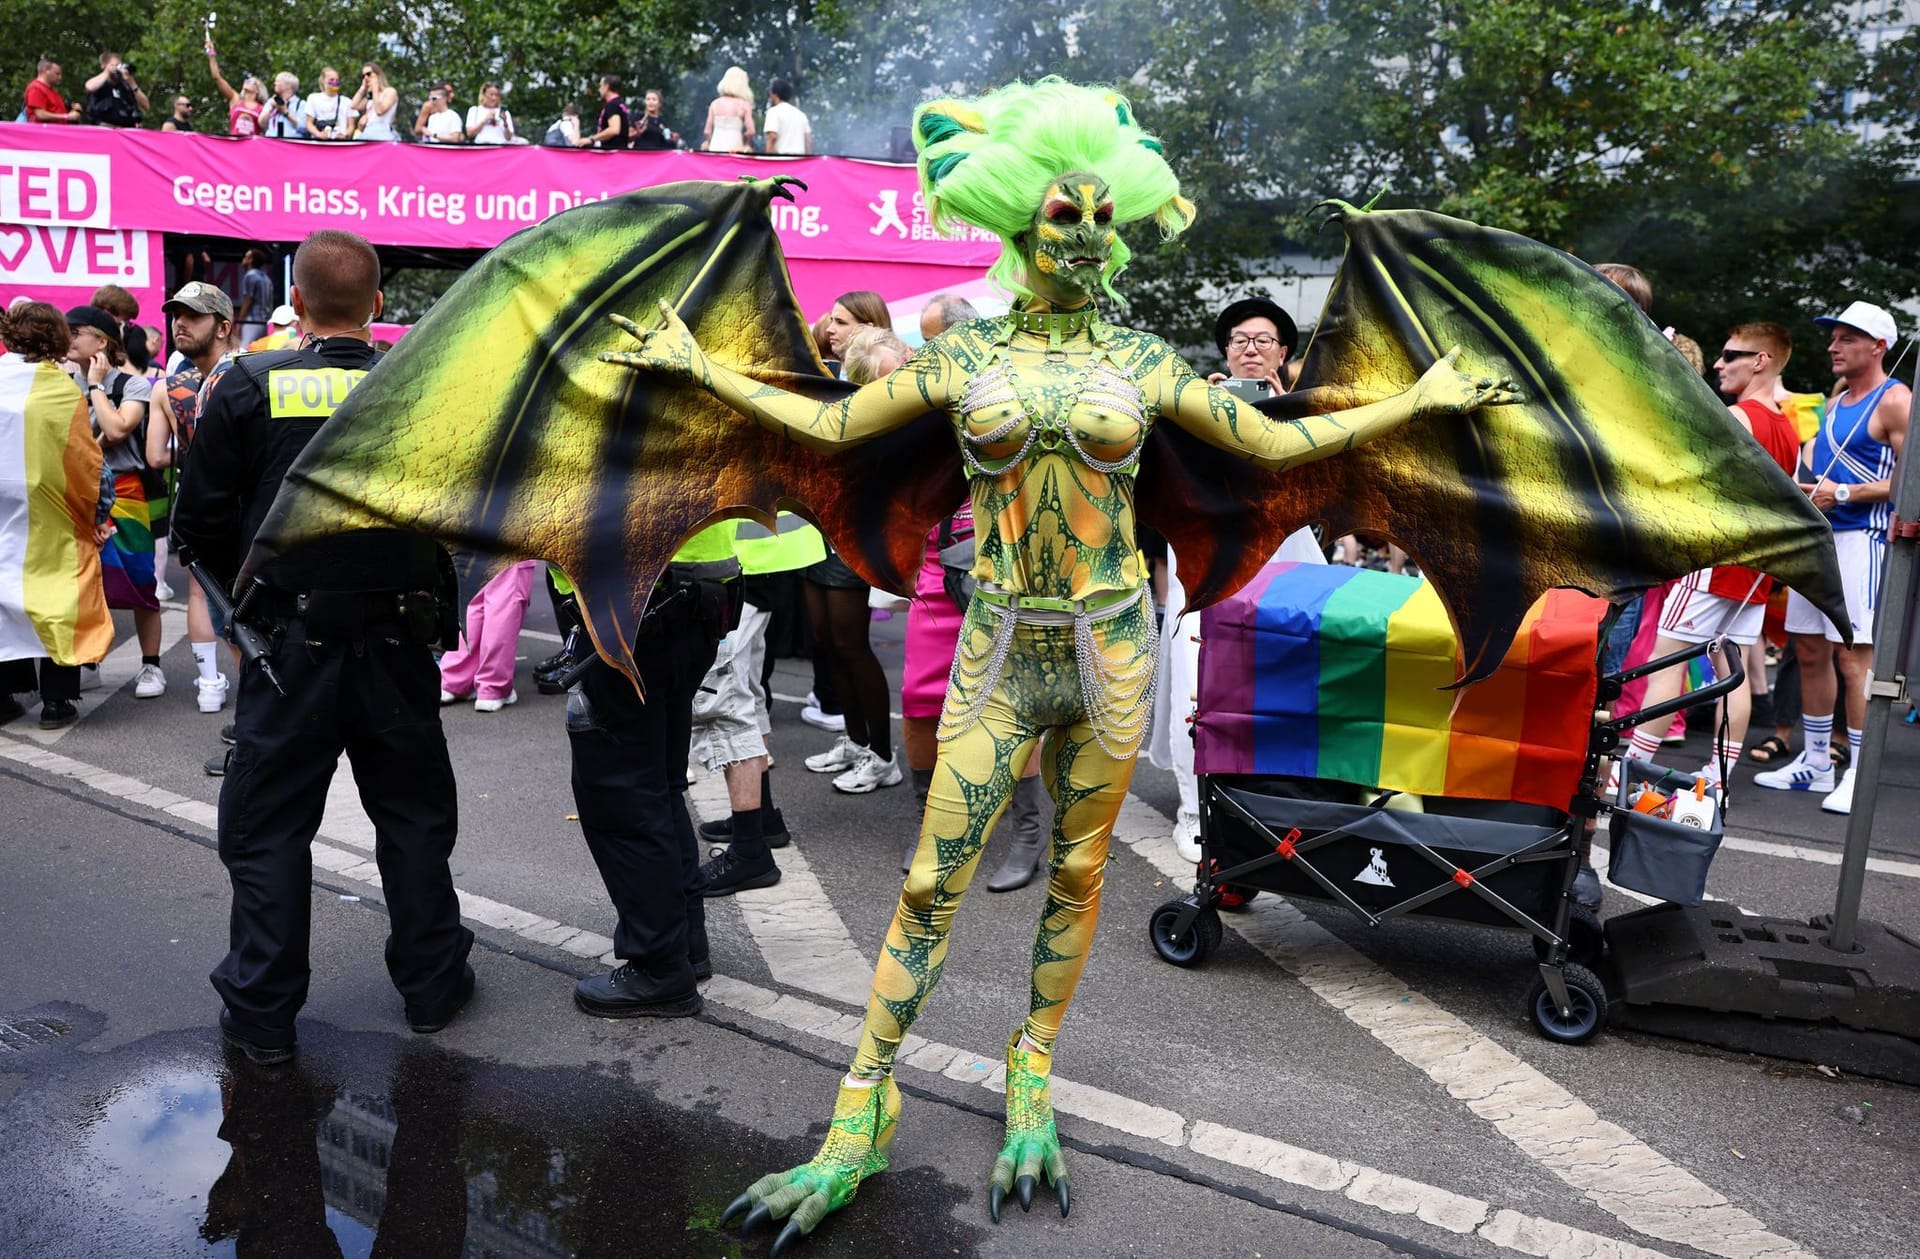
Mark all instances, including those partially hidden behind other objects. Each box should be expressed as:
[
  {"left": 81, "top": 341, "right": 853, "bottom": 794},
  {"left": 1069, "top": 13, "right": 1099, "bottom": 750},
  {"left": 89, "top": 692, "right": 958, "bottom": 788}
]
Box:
[{"left": 1219, "top": 376, "right": 1272, "bottom": 404}]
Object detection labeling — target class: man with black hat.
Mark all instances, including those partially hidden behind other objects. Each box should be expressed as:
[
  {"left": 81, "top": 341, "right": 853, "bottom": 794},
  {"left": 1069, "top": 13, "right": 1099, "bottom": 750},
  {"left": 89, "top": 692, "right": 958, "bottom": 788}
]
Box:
[
  {"left": 172, "top": 229, "right": 474, "bottom": 1065},
  {"left": 1206, "top": 296, "right": 1299, "bottom": 397}
]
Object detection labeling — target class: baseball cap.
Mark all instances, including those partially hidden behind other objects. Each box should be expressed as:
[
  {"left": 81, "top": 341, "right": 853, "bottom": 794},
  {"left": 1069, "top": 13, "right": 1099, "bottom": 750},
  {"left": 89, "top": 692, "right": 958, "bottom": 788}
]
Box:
[
  {"left": 1214, "top": 297, "right": 1299, "bottom": 357},
  {"left": 162, "top": 281, "right": 234, "bottom": 320},
  {"left": 65, "top": 305, "right": 121, "bottom": 341},
  {"left": 1814, "top": 300, "right": 1898, "bottom": 350},
  {"left": 267, "top": 303, "right": 297, "bottom": 328}
]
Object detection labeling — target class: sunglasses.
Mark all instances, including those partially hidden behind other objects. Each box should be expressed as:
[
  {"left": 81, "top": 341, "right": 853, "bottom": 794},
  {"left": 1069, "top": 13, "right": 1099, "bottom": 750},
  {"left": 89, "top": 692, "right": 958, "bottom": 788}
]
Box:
[{"left": 1714, "top": 348, "right": 1761, "bottom": 363}]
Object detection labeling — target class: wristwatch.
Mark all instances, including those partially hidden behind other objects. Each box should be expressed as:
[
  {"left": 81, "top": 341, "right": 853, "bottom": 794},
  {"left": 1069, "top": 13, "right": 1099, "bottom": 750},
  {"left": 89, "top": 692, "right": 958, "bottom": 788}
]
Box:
[{"left": 1834, "top": 484, "right": 1852, "bottom": 504}]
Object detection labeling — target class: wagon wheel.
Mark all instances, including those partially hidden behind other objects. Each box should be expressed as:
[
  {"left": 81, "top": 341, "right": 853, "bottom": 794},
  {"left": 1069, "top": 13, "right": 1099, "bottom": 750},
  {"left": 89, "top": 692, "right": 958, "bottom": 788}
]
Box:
[
  {"left": 1526, "top": 962, "right": 1608, "bottom": 1045},
  {"left": 1150, "top": 898, "right": 1223, "bottom": 968}
]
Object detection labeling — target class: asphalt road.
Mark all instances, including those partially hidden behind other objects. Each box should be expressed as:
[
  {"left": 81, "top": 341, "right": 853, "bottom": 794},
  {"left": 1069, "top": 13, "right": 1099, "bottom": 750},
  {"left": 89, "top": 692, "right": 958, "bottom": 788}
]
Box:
[{"left": 2, "top": 583, "right": 1915, "bottom": 1259}]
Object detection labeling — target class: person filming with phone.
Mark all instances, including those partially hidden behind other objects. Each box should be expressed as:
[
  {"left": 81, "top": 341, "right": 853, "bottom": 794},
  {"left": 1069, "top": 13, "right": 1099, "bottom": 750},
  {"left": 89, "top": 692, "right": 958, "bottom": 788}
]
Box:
[{"left": 1206, "top": 297, "right": 1299, "bottom": 403}]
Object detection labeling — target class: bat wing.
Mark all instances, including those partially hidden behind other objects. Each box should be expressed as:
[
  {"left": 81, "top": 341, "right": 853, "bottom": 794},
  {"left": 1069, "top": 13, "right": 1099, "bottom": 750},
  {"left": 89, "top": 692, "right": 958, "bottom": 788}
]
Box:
[
  {"left": 245, "top": 177, "right": 962, "bottom": 688},
  {"left": 1137, "top": 201, "right": 1847, "bottom": 683}
]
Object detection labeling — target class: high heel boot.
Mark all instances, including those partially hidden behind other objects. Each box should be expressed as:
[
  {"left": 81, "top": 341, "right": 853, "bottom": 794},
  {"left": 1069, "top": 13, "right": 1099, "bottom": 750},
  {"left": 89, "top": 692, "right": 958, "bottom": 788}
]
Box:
[{"left": 986, "top": 774, "right": 1052, "bottom": 892}]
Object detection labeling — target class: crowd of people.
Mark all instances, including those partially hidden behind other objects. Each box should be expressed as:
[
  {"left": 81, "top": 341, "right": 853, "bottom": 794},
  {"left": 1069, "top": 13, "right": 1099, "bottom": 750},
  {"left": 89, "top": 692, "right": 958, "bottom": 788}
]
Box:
[
  {"left": 1, "top": 212, "right": 1910, "bottom": 1067},
  {"left": 18, "top": 53, "right": 814, "bottom": 154}
]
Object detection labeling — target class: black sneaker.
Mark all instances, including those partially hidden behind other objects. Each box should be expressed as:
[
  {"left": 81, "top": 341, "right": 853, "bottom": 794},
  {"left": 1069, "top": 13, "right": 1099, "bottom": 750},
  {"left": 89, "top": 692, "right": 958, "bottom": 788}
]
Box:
[
  {"left": 409, "top": 964, "right": 477, "bottom": 1034},
  {"left": 698, "top": 848, "right": 780, "bottom": 897},
  {"left": 0, "top": 693, "right": 24, "bottom": 724},
  {"left": 204, "top": 747, "right": 231, "bottom": 777},
  {"left": 220, "top": 723, "right": 237, "bottom": 746},
  {"left": 219, "top": 1009, "right": 295, "bottom": 1066},
  {"left": 696, "top": 810, "right": 792, "bottom": 849},
  {"left": 38, "top": 698, "right": 79, "bottom": 730},
  {"left": 574, "top": 962, "right": 702, "bottom": 1018}
]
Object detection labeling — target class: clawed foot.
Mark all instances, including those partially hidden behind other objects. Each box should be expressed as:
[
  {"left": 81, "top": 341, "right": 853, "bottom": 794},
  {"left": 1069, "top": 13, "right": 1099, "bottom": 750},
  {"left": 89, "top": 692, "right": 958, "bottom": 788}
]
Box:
[
  {"left": 990, "top": 1032, "right": 1070, "bottom": 1223},
  {"left": 723, "top": 1075, "right": 900, "bottom": 1255}
]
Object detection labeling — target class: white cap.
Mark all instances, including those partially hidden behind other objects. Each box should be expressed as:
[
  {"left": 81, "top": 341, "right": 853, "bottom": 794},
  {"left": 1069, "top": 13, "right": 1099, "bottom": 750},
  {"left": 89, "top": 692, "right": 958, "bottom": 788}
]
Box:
[
  {"left": 267, "top": 303, "right": 298, "bottom": 328},
  {"left": 1814, "top": 300, "right": 1898, "bottom": 349}
]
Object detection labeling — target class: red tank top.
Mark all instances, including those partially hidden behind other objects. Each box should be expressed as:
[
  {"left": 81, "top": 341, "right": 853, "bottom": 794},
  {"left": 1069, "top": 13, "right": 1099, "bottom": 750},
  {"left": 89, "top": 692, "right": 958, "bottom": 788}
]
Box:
[{"left": 1706, "top": 399, "right": 1802, "bottom": 603}]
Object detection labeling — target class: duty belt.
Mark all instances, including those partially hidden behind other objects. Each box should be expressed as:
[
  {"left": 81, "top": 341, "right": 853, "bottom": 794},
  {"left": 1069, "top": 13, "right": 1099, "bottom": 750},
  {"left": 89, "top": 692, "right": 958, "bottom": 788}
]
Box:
[{"left": 249, "top": 587, "right": 431, "bottom": 627}]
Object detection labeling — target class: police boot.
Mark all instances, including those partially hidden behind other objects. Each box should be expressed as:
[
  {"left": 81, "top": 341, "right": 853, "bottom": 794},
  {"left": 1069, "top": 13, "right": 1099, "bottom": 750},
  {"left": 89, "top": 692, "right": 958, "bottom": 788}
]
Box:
[
  {"left": 986, "top": 775, "right": 1052, "bottom": 893},
  {"left": 902, "top": 767, "right": 933, "bottom": 873}
]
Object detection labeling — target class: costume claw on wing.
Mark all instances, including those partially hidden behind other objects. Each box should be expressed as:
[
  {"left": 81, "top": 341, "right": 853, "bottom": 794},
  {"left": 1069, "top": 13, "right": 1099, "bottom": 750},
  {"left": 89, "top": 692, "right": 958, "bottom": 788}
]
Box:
[{"left": 248, "top": 78, "right": 1844, "bottom": 1249}]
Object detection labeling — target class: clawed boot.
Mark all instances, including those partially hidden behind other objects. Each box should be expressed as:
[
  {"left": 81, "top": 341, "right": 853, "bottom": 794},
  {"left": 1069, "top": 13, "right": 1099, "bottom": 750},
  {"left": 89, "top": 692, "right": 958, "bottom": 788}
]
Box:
[
  {"left": 724, "top": 1074, "right": 901, "bottom": 1254},
  {"left": 986, "top": 775, "right": 1051, "bottom": 893},
  {"left": 902, "top": 767, "right": 933, "bottom": 873}
]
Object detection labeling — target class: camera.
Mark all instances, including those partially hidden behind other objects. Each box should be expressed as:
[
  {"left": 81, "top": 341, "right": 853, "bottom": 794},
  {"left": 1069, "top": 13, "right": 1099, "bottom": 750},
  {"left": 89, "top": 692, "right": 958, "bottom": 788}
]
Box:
[
  {"left": 1219, "top": 376, "right": 1273, "bottom": 404},
  {"left": 118, "top": 63, "right": 136, "bottom": 76}
]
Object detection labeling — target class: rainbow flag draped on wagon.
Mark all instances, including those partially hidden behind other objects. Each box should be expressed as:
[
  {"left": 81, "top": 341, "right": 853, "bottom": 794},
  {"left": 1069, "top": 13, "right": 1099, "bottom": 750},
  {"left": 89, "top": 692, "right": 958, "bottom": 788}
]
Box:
[
  {"left": 0, "top": 357, "right": 113, "bottom": 668},
  {"left": 1194, "top": 563, "right": 1608, "bottom": 812}
]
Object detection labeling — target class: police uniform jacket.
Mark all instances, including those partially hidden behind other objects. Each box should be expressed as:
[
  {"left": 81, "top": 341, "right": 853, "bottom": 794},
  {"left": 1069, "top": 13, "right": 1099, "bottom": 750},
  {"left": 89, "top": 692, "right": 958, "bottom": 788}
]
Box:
[{"left": 173, "top": 338, "right": 439, "bottom": 595}]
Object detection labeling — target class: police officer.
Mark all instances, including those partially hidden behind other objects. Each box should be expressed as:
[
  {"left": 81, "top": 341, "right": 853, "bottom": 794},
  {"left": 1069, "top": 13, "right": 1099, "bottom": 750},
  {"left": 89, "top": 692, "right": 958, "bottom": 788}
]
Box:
[
  {"left": 569, "top": 524, "right": 737, "bottom": 1018},
  {"left": 172, "top": 229, "right": 473, "bottom": 1065}
]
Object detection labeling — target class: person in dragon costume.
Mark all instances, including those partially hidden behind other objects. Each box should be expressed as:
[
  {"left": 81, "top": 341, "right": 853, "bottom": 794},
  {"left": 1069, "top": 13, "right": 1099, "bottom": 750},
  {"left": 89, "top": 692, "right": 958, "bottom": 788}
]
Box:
[{"left": 245, "top": 79, "right": 1842, "bottom": 1256}]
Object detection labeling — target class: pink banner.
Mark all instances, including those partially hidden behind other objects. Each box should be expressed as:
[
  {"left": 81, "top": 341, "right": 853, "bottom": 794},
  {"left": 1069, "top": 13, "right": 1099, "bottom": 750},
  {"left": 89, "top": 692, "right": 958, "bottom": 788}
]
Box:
[
  {"left": 0, "top": 123, "right": 997, "bottom": 317},
  {"left": 0, "top": 224, "right": 167, "bottom": 341}
]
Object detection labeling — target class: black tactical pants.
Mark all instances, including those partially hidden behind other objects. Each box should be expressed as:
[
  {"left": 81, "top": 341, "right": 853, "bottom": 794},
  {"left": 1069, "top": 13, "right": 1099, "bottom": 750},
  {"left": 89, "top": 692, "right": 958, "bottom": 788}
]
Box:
[
  {"left": 568, "top": 587, "right": 723, "bottom": 978},
  {"left": 211, "top": 617, "right": 472, "bottom": 1043}
]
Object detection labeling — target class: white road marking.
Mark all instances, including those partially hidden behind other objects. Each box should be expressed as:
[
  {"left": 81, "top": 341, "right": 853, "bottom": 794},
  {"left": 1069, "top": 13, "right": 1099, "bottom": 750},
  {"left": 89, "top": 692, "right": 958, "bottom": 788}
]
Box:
[
  {"left": 702, "top": 974, "right": 1679, "bottom": 1256},
  {"left": 688, "top": 766, "right": 876, "bottom": 1008},
  {"left": 16, "top": 608, "right": 190, "bottom": 745},
  {"left": 0, "top": 730, "right": 1786, "bottom": 1259},
  {"left": 1108, "top": 797, "right": 1812, "bottom": 1259},
  {"left": 1719, "top": 833, "right": 1920, "bottom": 880}
]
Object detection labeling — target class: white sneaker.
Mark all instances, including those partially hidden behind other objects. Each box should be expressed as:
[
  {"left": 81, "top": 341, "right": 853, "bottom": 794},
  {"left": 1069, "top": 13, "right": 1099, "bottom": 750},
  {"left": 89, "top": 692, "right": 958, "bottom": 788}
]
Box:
[
  {"left": 805, "top": 734, "right": 861, "bottom": 773},
  {"left": 473, "top": 690, "right": 518, "bottom": 713},
  {"left": 799, "top": 704, "right": 846, "bottom": 732},
  {"left": 132, "top": 663, "right": 166, "bottom": 699},
  {"left": 78, "top": 665, "right": 102, "bottom": 692},
  {"left": 154, "top": 578, "right": 175, "bottom": 601},
  {"left": 1173, "top": 813, "right": 1202, "bottom": 864},
  {"left": 438, "top": 689, "right": 465, "bottom": 705},
  {"left": 1821, "top": 766, "right": 1857, "bottom": 815},
  {"left": 833, "top": 747, "right": 903, "bottom": 794},
  {"left": 195, "top": 673, "right": 229, "bottom": 714},
  {"left": 1752, "top": 751, "right": 1836, "bottom": 794}
]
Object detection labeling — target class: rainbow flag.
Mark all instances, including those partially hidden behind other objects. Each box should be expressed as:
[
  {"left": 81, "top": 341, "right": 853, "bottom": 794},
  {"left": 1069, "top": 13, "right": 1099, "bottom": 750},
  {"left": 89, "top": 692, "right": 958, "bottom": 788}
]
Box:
[
  {"left": 0, "top": 358, "right": 113, "bottom": 667},
  {"left": 1194, "top": 564, "right": 1608, "bottom": 811}
]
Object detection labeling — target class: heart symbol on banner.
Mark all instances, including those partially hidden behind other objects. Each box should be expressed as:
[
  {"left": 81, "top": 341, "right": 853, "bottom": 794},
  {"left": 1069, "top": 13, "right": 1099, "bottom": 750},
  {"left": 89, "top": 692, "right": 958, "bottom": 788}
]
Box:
[{"left": 0, "top": 224, "right": 30, "bottom": 270}]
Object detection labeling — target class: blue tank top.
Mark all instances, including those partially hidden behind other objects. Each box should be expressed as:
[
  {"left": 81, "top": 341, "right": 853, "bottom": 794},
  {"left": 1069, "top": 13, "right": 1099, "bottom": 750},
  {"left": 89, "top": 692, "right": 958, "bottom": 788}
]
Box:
[{"left": 1811, "top": 378, "right": 1898, "bottom": 535}]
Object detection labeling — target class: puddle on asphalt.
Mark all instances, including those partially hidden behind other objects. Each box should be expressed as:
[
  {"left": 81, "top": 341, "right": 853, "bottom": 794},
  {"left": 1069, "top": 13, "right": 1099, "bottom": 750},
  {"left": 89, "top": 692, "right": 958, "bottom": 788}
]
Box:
[{"left": 1, "top": 1015, "right": 984, "bottom": 1257}]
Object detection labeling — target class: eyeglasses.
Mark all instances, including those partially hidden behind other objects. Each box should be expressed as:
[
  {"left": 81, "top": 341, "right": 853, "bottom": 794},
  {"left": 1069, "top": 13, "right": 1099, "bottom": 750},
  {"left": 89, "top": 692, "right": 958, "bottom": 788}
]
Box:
[
  {"left": 1227, "top": 333, "right": 1282, "bottom": 350},
  {"left": 1714, "top": 348, "right": 1761, "bottom": 363}
]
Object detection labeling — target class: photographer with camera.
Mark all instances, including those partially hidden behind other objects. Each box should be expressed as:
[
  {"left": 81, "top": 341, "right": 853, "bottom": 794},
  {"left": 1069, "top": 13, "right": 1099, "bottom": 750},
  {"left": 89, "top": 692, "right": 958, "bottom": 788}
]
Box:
[
  {"left": 1205, "top": 296, "right": 1298, "bottom": 403},
  {"left": 260, "top": 72, "right": 307, "bottom": 138},
  {"left": 84, "top": 52, "right": 148, "bottom": 128}
]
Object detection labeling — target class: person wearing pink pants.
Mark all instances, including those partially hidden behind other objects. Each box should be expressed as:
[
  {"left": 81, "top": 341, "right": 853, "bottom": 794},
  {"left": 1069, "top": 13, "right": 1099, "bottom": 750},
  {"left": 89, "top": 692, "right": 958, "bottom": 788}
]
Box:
[{"left": 439, "top": 560, "right": 539, "bottom": 711}]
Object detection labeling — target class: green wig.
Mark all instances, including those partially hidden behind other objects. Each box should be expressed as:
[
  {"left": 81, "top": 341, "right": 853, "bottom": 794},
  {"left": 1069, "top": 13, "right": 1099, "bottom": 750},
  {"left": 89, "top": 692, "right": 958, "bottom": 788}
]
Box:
[{"left": 912, "top": 77, "right": 1197, "bottom": 305}]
